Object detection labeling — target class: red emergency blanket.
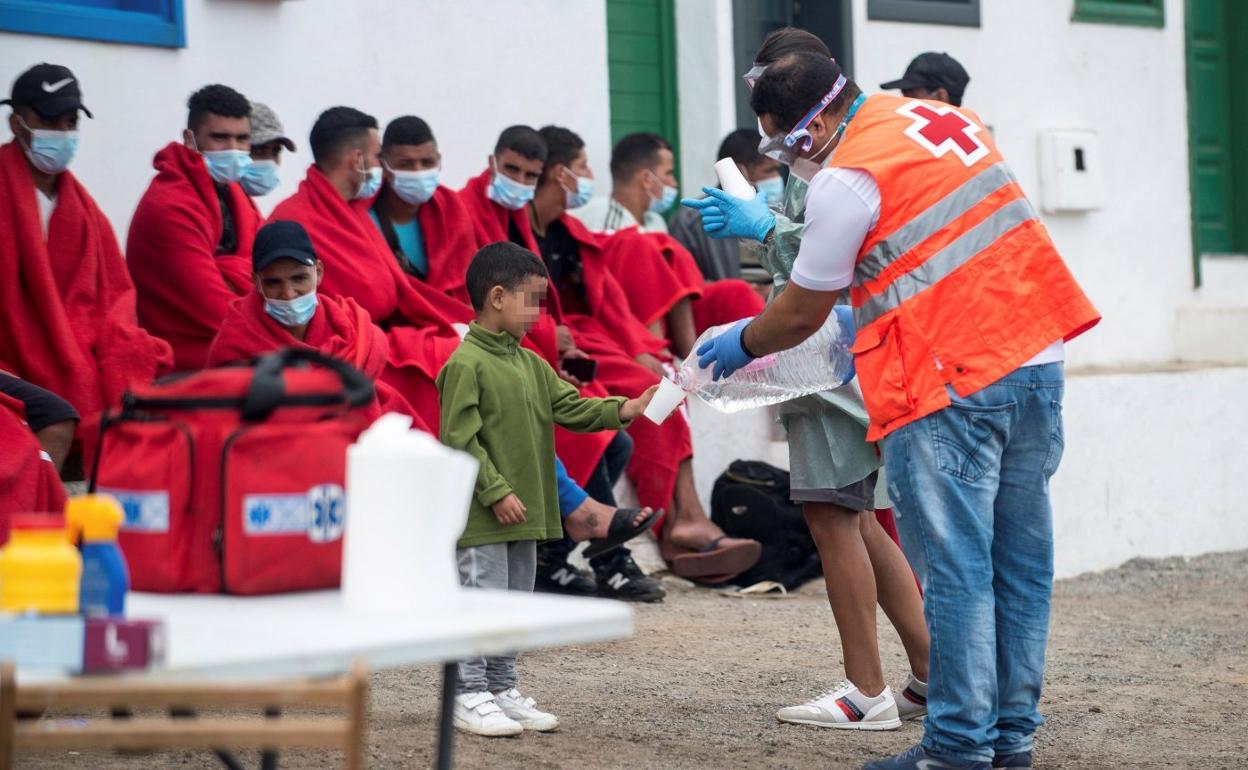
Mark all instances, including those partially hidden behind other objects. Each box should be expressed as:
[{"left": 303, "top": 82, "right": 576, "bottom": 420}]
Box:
[
  {"left": 126, "top": 142, "right": 262, "bottom": 371},
  {"left": 269, "top": 167, "right": 468, "bottom": 432},
  {"left": 0, "top": 142, "right": 172, "bottom": 424},
  {"left": 0, "top": 391, "right": 67, "bottom": 545},
  {"left": 207, "top": 292, "right": 427, "bottom": 432}
]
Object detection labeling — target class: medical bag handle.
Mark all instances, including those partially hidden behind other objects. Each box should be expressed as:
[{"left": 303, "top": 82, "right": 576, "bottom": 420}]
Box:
[{"left": 241, "top": 347, "right": 376, "bottom": 422}]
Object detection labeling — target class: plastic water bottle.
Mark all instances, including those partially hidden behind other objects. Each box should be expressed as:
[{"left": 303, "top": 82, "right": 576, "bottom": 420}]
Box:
[{"left": 660, "top": 305, "right": 856, "bottom": 418}]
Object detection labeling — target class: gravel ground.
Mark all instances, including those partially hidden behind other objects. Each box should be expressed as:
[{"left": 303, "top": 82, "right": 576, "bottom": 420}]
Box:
[{"left": 19, "top": 550, "right": 1248, "bottom": 769}]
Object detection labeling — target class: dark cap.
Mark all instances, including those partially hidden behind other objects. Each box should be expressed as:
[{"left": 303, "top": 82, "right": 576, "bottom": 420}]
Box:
[
  {"left": 880, "top": 52, "right": 969, "bottom": 106},
  {"left": 253, "top": 220, "right": 317, "bottom": 272},
  {"left": 2, "top": 63, "right": 93, "bottom": 119}
]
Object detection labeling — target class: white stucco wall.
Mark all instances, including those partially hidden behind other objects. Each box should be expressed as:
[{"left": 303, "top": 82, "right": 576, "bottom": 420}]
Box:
[
  {"left": 675, "top": 0, "right": 738, "bottom": 197},
  {"left": 1050, "top": 366, "right": 1248, "bottom": 577},
  {"left": 851, "top": 0, "right": 1194, "bottom": 368},
  {"left": 0, "top": 0, "right": 613, "bottom": 230}
]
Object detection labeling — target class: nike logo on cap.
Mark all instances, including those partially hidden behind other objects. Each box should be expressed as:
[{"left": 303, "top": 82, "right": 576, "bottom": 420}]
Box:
[{"left": 41, "top": 77, "right": 75, "bottom": 93}]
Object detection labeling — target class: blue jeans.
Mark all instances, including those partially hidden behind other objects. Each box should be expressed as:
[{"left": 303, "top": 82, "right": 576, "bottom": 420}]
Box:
[{"left": 883, "top": 363, "right": 1065, "bottom": 764}]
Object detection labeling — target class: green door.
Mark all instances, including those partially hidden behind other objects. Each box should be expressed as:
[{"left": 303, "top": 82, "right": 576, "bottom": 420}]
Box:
[
  {"left": 1186, "top": 0, "right": 1248, "bottom": 283},
  {"left": 606, "top": 0, "right": 680, "bottom": 177}
]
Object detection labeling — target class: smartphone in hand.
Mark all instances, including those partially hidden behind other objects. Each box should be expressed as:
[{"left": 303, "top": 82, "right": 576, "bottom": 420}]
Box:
[{"left": 561, "top": 356, "right": 598, "bottom": 383}]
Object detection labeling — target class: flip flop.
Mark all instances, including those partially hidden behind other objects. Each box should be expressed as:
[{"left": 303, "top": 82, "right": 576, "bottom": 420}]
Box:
[
  {"left": 583, "top": 508, "right": 663, "bottom": 560},
  {"left": 661, "top": 536, "right": 762, "bottom": 582}
]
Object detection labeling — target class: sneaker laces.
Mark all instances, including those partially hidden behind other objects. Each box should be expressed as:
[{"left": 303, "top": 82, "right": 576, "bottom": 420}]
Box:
[{"left": 808, "top": 680, "right": 857, "bottom": 707}]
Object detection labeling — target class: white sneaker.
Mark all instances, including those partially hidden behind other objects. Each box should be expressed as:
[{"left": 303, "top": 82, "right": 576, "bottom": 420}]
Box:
[
  {"left": 896, "top": 674, "right": 928, "bottom": 721},
  {"left": 495, "top": 687, "right": 559, "bottom": 732},
  {"left": 452, "top": 692, "right": 523, "bottom": 737},
  {"left": 776, "top": 680, "right": 902, "bottom": 731}
]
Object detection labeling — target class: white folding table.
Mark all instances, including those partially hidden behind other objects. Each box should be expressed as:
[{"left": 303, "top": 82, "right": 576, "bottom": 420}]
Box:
[{"left": 11, "top": 589, "right": 633, "bottom": 769}]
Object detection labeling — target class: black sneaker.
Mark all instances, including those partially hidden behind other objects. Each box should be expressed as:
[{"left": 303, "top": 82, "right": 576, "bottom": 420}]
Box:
[
  {"left": 535, "top": 542, "right": 598, "bottom": 596},
  {"left": 591, "top": 549, "right": 666, "bottom": 603}
]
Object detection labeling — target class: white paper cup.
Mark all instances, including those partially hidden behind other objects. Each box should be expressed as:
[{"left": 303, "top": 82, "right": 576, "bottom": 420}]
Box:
[{"left": 643, "top": 377, "right": 687, "bottom": 424}]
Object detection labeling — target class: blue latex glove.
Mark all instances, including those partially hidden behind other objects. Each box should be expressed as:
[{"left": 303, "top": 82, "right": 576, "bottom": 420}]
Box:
[
  {"left": 696, "top": 319, "right": 755, "bottom": 381},
  {"left": 680, "top": 187, "right": 775, "bottom": 243}
]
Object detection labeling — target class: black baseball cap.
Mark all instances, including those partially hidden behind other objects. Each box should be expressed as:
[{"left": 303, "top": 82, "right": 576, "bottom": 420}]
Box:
[
  {"left": 2, "top": 63, "right": 93, "bottom": 119},
  {"left": 253, "top": 221, "right": 317, "bottom": 272},
  {"left": 880, "top": 52, "right": 969, "bottom": 106}
]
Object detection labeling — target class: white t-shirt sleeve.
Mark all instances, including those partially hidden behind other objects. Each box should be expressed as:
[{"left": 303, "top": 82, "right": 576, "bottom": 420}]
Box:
[{"left": 790, "top": 167, "right": 880, "bottom": 292}]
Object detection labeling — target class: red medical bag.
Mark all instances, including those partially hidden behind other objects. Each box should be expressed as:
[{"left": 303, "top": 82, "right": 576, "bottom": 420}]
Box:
[{"left": 84, "top": 349, "right": 373, "bottom": 595}]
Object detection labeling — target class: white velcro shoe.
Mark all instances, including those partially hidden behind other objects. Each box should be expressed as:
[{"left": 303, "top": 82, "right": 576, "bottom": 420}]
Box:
[
  {"left": 452, "top": 691, "right": 523, "bottom": 737},
  {"left": 776, "top": 680, "right": 902, "bottom": 731},
  {"left": 495, "top": 688, "right": 559, "bottom": 732}
]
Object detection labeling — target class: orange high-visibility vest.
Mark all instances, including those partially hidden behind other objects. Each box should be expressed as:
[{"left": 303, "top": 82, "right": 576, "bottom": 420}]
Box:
[{"left": 830, "top": 94, "right": 1100, "bottom": 441}]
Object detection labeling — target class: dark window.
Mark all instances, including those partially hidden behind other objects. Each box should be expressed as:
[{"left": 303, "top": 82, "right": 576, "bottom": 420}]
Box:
[
  {"left": 1072, "top": 0, "right": 1164, "bottom": 28},
  {"left": 867, "top": 0, "right": 981, "bottom": 27},
  {"left": 732, "top": 0, "right": 855, "bottom": 130},
  {"left": 0, "top": 0, "right": 185, "bottom": 48}
]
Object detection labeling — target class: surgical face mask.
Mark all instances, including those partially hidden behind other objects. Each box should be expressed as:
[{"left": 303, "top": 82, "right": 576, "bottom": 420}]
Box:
[
  {"left": 756, "top": 176, "right": 784, "bottom": 206},
  {"left": 203, "top": 149, "right": 252, "bottom": 184},
  {"left": 264, "top": 288, "right": 318, "bottom": 327},
  {"left": 354, "top": 163, "right": 383, "bottom": 200},
  {"left": 565, "top": 174, "right": 594, "bottom": 210},
  {"left": 790, "top": 132, "right": 839, "bottom": 183},
  {"left": 488, "top": 169, "right": 536, "bottom": 210},
  {"left": 389, "top": 166, "right": 440, "bottom": 205},
  {"left": 240, "top": 159, "right": 280, "bottom": 196},
  {"left": 16, "top": 116, "right": 78, "bottom": 175},
  {"left": 647, "top": 172, "right": 678, "bottom": 215}
]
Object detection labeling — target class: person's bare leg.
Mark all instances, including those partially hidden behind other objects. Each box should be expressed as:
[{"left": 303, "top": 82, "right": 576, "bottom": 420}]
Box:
[
  {"left": 35, "top": 419, "right": 75, "bottom": 472},
  {"left": 661, "top": 459, "right": 727, "bottom": 549},
  {"left": 665, "top": 298, "right": 697, "bottom": 359},
  {"left": 861, "top": 512, "right": 930, "bottom": 681},
  {"left": 562, "top": 497, "right": 653, "bottom": 542},
  {"left": 804, "top": 502, "right": 886, "bottom": 696}
]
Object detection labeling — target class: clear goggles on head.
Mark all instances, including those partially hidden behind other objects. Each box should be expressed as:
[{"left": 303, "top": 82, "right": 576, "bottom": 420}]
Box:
[
  {"left": 742, "top": 62, "right": 767, "bottom": 90},
  {"left": 757, "top": 73, "right": 848, "bottom": 164}
]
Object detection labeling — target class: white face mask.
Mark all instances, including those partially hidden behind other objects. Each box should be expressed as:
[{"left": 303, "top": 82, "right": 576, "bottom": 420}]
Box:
[{"left": 789, "top": 131, "right": 838, "bottom": 183}]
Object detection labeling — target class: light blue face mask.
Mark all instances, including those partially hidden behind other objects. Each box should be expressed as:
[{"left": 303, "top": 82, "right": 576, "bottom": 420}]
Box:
[
  {"left": 17, "top": 117, "right": 78, "bottom": 175},
  {"left": 648, "top": 181, "right": 678, "bottom": 215},
  {"left": 756, "top": 176, "right": 785, "bottom": 207},
  {"left": 354, "top": 164, "right": 383, "bottom": 200},
  {"left": 240, "top": 159, "right": 280, "bottom": 197},
  {"left": 264, "top": 288, "right": 318, "bottom": 327},
  {"left": 487, "top": 169, "right": 536, "bottom": 210},
  {"left": 565, "top": 174, "right": 594, "bottom": 210},
  {"left": 389, "top": 167, "right": 440, "bottom": 205},
  {"left": 203, "top": 149, "right": 252, "bottom": 184}
]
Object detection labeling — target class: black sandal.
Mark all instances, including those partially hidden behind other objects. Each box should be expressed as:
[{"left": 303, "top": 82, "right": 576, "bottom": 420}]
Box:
[{"left": 583, "top": 508, "right": 663, "bottom": 559}]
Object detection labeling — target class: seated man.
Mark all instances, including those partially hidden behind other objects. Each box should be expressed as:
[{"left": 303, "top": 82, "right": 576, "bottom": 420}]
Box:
[
  {"left": 128, "top": 83, "right": 263, "bottom": 371},
  {"left": 669, "top": 128, "right": 782, "bottom": 285},
  {"left": 530, "top": 124, "right": 762, "bottom": 585},
  {"left": 0, "top": 63, "right": 172, "bottom": 434},
  {"left": 207, "top": 220, "right": 423, "bottom": 427},
  {"left": 370, "top": 116, "right": 476, "bottom": 305},
  {"left": 249, "top": 200, "right": 644, "bottom": 562},
  {"left": 269, "top": 106, "right": 470, "bottom": 432},
  {"left": 570, "top": 132, "right": 763, "bottom": 357},
  {"left": 240, "top": 101, "right": 296, "bottom": 198}
]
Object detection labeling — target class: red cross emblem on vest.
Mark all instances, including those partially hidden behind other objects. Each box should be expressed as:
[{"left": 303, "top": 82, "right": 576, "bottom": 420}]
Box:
[{"left": 897, "top": 101, "right": 989, "bottom": 167}]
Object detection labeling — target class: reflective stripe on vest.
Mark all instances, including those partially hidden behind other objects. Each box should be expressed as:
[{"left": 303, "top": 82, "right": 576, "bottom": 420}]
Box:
[
  {"left": 855, "top": 161, "right": 1017, "bottom": 283},
  {"left": 854, "top": 196, "right": 1039, "bottom": 328}
]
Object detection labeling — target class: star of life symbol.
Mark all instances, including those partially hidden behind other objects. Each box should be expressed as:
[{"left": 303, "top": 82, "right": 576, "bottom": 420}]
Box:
[{"left": 897, "top": 101, "right": 989, "bottom": 167}]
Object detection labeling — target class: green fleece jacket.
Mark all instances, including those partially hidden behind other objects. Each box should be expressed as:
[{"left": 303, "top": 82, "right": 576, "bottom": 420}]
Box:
[{"left": 436, "top": 322, "right": 629, "bottom": 548}]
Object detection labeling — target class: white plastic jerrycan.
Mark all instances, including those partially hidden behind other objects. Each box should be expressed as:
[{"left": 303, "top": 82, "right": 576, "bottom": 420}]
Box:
[{"left": 342, "top": 413, "right": 479, "bottom": 613}]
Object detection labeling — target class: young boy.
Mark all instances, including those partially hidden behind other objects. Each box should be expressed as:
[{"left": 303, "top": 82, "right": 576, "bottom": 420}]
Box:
[{"left": 437, "top": 241, "right": 656, "bottom": 737}]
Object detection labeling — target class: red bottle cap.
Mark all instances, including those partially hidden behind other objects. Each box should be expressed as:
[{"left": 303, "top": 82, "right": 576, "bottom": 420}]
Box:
[{"left": 10, "top": 513, "right": 67, "bottom": 531}]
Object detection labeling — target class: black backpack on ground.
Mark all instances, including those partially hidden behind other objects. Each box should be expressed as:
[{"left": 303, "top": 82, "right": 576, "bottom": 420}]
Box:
[{"left": 710, "top": 460, "right": 822, "bottom": 590}]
